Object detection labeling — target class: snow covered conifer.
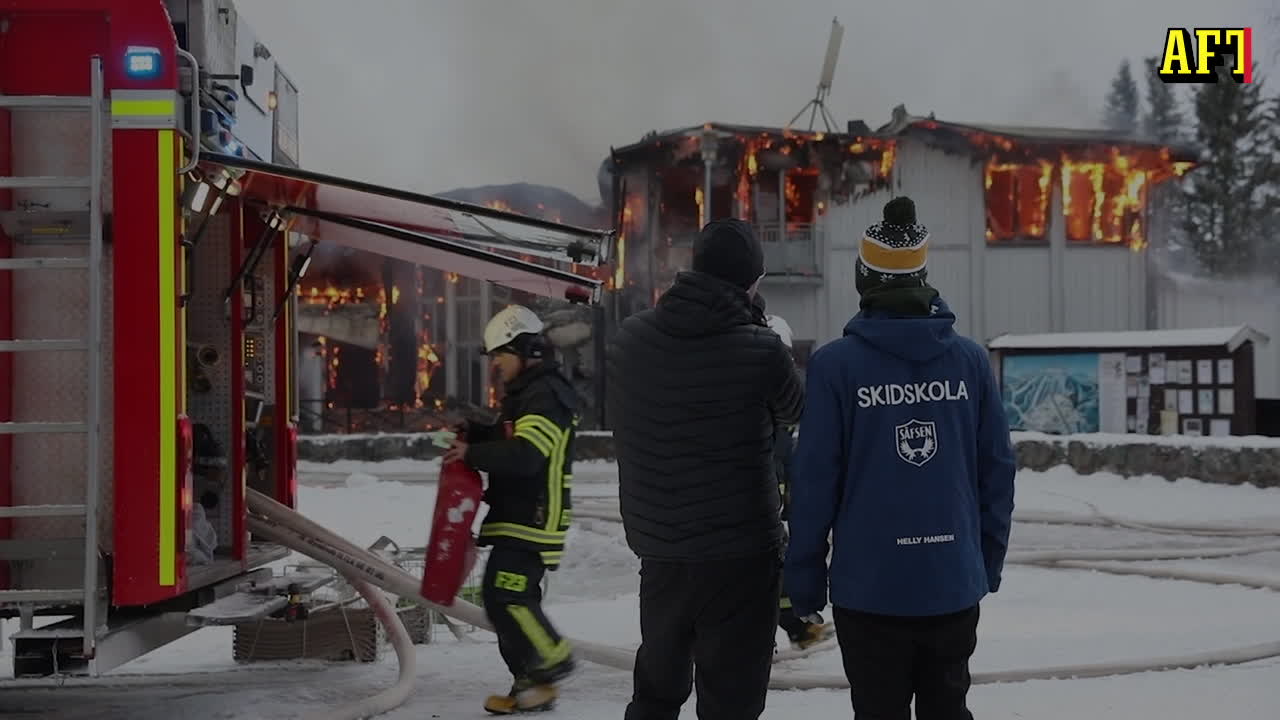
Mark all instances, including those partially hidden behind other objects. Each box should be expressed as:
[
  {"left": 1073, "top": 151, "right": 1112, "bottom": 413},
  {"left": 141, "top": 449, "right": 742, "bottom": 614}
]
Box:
[
  {"left": 1103, "top": 60, "right": 1140, "bottom": 135},
  {"left": 1182, "top": 62, "right": 1279, "bottom": 276},
  {"left": 1141, "top": 55, "right": 1184, "bottom": 143}
]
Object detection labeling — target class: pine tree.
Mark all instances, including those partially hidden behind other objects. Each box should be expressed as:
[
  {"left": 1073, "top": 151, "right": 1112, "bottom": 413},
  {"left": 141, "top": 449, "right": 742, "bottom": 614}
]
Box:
[
  {"left": 1261, "top": 94, "right": 1280, "bottom": 277},
  {"left": 1182, "top": 63, "right": 1279, "bottom": 276},
  {"left": 1102, "top": 60, "right": 1140, "bottom": 134},
  {"left": 1140, "top": 55, "right": 1184, "bottom": 143}
]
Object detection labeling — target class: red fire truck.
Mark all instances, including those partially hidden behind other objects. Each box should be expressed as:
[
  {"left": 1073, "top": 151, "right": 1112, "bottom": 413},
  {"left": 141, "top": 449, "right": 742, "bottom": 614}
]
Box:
[{"left": 0, "top": 0, "right": 612, "bottom": 676}]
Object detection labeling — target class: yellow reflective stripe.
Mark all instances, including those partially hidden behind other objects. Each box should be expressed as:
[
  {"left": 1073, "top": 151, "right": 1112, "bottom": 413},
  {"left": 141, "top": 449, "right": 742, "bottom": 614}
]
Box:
[
  {"left": 547, "top": 419, "right": 569, "bottom": 534},
  {"left": 111, "top": 98, "right": 176, "bottom": 117},
  {"left": 507, "top": 605, "right": 572, "bottom": 667},
  {"left": 513, "top": 427, "right": 553, "bottom": 457},
  {"left": 515, "top": 416, "right": 560, "bottom": 445},
  {"left": 780, "top": 596, "right": 793, "bottom": 609},
  {"left": 479, "top": 522, "right": 565, "bottom": 544},
  {"left": 158, "top": 130, "right": 177, "bottom": 586},
  {"left": 539, "top": 550, "right": 563, "bottom": 565},
  {"left": 515, "top": 413, "right": 571, "bottom": 534},
  {"left": 515, "top": 415, "right": 561, "bottom": 438}
]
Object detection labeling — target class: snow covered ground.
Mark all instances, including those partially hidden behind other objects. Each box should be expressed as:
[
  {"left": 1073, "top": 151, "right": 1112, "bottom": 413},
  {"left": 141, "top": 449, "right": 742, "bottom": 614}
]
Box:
[{"left": 3, "top": 461, "right": 1279, "bottom": 718}]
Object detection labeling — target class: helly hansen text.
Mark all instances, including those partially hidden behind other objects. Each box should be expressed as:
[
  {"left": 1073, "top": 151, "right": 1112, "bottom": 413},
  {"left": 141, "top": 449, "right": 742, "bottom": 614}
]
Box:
[
  {"left": 857, "top": 380, "right": 969, "bottom": 408},
  {"left": 897, "top": 534, "right": 956, "bottom": 545}
]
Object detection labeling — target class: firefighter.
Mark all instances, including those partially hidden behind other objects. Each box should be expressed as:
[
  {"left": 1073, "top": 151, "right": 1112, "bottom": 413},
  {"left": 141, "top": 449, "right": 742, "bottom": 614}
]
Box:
[
  {"left": 442, "top": 304, "right": 578, "bottom": 714},
  {"left": 766, "top": 314, "right": 834, "bottom": 651}
]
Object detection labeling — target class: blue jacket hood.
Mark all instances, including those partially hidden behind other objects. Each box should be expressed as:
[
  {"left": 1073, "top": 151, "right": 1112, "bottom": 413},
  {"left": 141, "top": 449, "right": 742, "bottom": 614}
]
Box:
[{"left": 844, "top": 297, "right": 959, "bottom": 365}]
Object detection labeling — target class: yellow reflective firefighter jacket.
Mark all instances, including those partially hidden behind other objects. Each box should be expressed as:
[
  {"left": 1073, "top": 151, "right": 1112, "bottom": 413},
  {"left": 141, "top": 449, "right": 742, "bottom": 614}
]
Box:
[{"left": 465, "top": 361, "right": 578, "bottom": 569}]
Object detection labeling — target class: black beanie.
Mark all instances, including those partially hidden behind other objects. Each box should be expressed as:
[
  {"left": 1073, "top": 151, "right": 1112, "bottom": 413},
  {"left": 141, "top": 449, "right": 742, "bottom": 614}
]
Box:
[{"left": 692, "top": 218, "right": 765, "bottom": 290}]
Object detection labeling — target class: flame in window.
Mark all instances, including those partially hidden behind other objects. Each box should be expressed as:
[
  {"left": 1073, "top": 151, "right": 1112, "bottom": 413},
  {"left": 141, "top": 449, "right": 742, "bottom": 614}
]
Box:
[
  {"left": 984, "top": 160, "right": 1053, "bottom": 241},
  {"left": 413, "top": 329, "right": 442, "bottom": 400},
  {"left": 1061, "top": 149, "right": 1151, "bottom": 249}
]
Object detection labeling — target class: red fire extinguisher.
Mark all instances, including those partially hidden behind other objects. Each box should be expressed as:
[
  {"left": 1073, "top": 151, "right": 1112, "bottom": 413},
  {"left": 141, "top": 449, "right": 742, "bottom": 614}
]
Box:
[{"left": 421, "top": 431, "right": 485, "bottom": 606}]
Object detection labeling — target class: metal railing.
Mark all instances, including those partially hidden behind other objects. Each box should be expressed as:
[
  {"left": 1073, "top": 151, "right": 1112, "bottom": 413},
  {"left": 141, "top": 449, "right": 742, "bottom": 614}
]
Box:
[
  {"left": 664, "top": 223, "right": 822, "bottom": 277},
  {"left": 756, "top": 222, "right": 822, "bottom": 277},
  {"left": 297, "top": 400, "right": 451, "bottom": 435}
]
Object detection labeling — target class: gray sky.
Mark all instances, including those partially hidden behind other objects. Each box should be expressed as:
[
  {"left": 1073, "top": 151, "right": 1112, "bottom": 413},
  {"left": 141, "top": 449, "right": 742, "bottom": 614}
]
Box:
[{"left": 238, "top": 0, "right": 1276, "bottom": 204}]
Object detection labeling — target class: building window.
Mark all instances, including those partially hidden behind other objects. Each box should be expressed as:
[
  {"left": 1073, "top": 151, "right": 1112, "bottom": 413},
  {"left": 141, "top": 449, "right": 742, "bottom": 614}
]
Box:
[
  {"left": 784, "top": 171, "right": 820, "bottom": 224},
  {"left": 985, "top": 160, "right": 1052, "bottom": 243},
  {"left": 1061, "top": 157, "right": 1149, "bottom": 246}
]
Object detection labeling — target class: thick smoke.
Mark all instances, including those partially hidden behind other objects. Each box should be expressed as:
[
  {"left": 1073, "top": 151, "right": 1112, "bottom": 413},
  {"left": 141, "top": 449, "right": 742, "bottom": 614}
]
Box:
[{"left": 238, "top": 0, "right": 1271, "bottom": 204}]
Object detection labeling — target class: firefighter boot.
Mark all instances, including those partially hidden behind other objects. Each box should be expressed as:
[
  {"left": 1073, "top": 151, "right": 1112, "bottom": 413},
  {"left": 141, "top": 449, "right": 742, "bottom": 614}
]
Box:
[
  {"left": 790, "top": 621, "right": 835, "bottom": 651},
  {"left": 483, "top": 678, "right": 558, "bottom": 714}
]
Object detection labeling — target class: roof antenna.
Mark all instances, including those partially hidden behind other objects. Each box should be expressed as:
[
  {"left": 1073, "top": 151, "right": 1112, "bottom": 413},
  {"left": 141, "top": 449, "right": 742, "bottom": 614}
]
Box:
[{"left": 786, "top": 17, "right": 844, "bottom": 133}]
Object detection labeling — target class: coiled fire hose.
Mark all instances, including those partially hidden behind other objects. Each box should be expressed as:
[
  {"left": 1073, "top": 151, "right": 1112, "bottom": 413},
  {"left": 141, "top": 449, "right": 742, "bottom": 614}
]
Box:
[
  {"left": 247, "top": 488, "right": 1280, "bottom": 716},
  {"left": 244, "top": 490, "right": 634, "bottom": 720},
  {"left": 569, "top": 500, "right": 1280, "bottom": 687},
  {"left": 307, "top": 573, "right": 415, "bottom": 720}
]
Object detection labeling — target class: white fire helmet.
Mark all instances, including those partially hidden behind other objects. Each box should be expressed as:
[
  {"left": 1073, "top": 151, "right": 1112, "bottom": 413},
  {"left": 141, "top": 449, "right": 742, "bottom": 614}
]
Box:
[
  {"left": 766, "top": 314, "right": 793, "bottom": 349},
  {"left": 483, "top": 304, "right": 545, "bottom": 354}
]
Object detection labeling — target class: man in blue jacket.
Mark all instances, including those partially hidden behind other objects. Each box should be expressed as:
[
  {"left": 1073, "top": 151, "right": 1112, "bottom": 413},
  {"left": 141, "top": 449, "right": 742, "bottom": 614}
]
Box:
[{"left": 784, "top": 196, "right": 1016, "bottom": 719}]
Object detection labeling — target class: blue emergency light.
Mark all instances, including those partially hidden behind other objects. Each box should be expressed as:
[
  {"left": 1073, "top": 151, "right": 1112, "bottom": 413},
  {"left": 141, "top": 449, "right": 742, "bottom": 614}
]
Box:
[{"left": 125, "top": 46, "right": 162, "bottom": 78}]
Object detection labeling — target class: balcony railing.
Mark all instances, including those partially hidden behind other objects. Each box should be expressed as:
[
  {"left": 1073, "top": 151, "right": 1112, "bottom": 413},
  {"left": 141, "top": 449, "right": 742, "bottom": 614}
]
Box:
[
  {"left": 658, "top": 222, "right": 822, "bottom": 280},
  {"left": 756, "top": 222, "right": 821, "bottom": 278}
]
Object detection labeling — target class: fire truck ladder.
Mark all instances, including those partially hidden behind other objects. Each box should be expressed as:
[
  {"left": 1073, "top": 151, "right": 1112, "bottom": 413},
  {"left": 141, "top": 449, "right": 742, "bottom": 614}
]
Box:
[{"left": 0, "top": 57, "right": 107, "bottom": 661}]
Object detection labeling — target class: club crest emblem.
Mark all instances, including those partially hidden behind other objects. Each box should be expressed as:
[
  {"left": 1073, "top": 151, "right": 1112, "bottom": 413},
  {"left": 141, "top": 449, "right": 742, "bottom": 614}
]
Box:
[{"left": 895, "top": 419, "right": 937, "bottom": 467}]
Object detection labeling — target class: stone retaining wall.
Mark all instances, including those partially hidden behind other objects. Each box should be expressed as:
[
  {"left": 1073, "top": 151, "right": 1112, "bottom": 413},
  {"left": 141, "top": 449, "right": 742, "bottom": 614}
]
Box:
[
  {"left": 299, "top": 430, "right": 1280, "bottom": 488},
  {"left": 298, "top": 431, "right": 618, "bottom": 464}
]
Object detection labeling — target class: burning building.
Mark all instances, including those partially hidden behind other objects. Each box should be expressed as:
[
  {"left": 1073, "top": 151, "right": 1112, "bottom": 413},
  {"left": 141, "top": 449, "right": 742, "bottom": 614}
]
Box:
[
  {"left": 293, "top": 183, "right": 610, "bottom": 432},
  {"left": 293, "top": 243, "right": 452, "bottom": 433},
  {"left": 602, "top": 105, "right": 1198, "bottom": 364},
  {"left": 292, "top": 105, "right": 1206, "bottom": 434}
]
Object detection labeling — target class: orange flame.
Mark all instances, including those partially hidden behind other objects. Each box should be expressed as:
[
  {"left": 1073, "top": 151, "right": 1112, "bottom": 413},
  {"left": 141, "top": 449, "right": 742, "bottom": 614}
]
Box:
[
  {"left": 297, "top": 284, "right": 371, "bottom": 308},
  {"left": 878, "top": 144, "right": 897, "bottom": 180},
  {"left": 733, "top": 137, "right": 765, "bottom": 220},
  {"left": 413, "top": 329, "right": 443, "bottom": 403},
  {"left": 613, "top": 202, "right": 633, "bottom": 290},
  {"left": 985, "top": 159, "right": 1053, "bottom": 240},
  {"left": 1061, "top": 149, "right": 1151, "bottom": 249}
]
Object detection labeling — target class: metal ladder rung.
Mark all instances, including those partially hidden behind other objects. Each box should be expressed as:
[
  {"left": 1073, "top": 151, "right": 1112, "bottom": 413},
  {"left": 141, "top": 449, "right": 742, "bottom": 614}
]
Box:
[
  {"left": 0, "top": 538, "right": 85, "bottom": 561},
  {"left": 0, "top": 504, "right": 87, "bottom": 519},
  {"left": 0, "top": 339, "right": 88, "bottom": 352},
  {"left": 0, "top": 257, "right": 89, "bottom": 270},
  {"left": 0, "top": 176, "right": 91, "bottom": 190},
  {"left": 0, "top": 589, "right": 84, "bottom": 603},
  {"left": 0, "top": 95, "right": 92, "bottom": 109},
  {"left": 0, "top": 422, "right": 89, "bottom": 435},
  {"left": 0, "top": 209, "right": 93, "bottom": 242}
]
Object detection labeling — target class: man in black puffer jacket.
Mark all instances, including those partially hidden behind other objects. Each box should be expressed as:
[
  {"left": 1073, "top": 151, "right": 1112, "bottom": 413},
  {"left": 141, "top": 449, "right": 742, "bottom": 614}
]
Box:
[{"left": 606, "top": 218, "right": 804, "bottom": 720}]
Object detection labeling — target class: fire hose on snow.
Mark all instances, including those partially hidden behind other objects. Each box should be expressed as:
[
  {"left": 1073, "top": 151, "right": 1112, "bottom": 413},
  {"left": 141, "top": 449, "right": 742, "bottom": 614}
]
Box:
[
  {"left": 568, "top": 501, "right": 1280, "bottom": 688},
  {"left": 244, "top": 490, "right": 633, "bottom": 720},
  {"left": 246, "top": 488, "right": 1280, "bottom": 717}
]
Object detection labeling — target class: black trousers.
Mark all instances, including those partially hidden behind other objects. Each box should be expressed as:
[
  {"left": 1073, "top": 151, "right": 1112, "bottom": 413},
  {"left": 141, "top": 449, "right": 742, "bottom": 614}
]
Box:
[
  {"left": 482, "top": 545, "right": 571, "bottom": 684},
  {"left": 832, "top": 604, "right": 980, "bottom": 720},
  {"left": 624, "top": 552, "right": 781, "bottom": 720}
]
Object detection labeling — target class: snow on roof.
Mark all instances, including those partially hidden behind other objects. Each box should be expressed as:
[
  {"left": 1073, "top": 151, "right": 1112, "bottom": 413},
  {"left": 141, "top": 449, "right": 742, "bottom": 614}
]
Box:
[{"left": 988, "top": 326, "right": 1270, "bottom": 353}]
